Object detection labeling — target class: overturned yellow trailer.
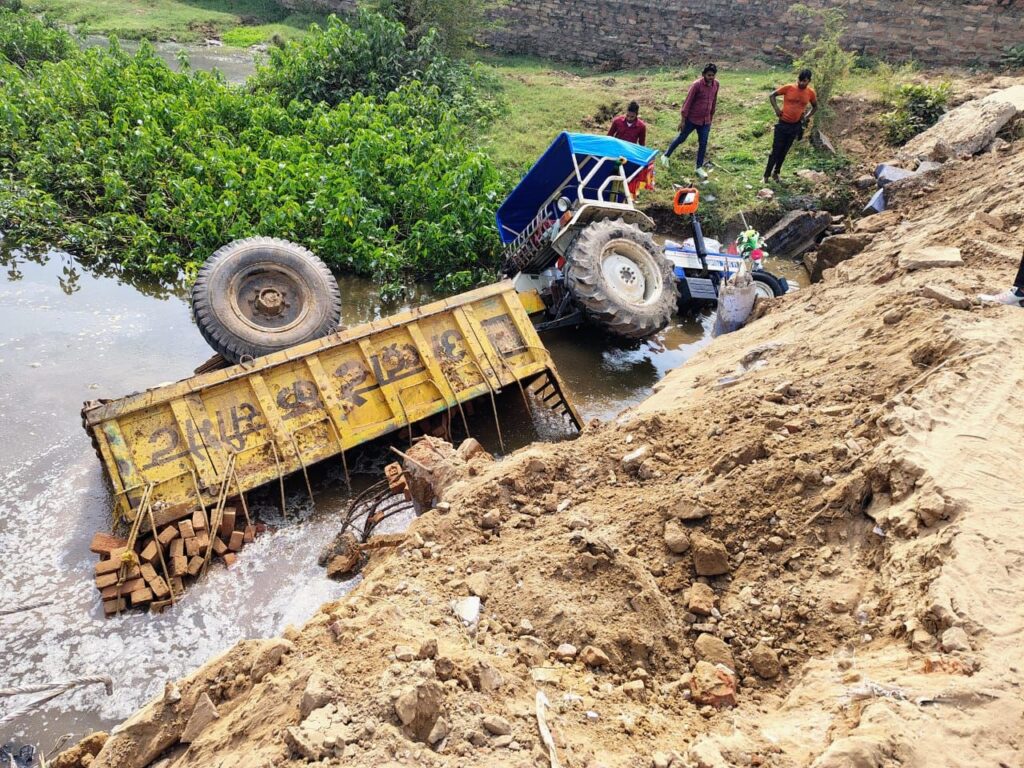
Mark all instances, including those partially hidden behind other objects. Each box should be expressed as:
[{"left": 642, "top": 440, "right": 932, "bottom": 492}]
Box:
[{"left": 82, "top": 282, "right": 580, "bottom": 526}]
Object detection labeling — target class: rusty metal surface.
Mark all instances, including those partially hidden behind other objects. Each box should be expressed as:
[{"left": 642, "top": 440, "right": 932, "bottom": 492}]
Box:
[{"left": 82, "top": 282, "right": 581, "bottom": 523}]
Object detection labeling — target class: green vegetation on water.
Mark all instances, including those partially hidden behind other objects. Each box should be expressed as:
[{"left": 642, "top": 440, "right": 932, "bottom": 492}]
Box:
[
  {"left": 0, "top": 7, "right": 505, "bottom": 299},
  {"left": 22, "top": 0, "right": 322, "bottom": 44}
]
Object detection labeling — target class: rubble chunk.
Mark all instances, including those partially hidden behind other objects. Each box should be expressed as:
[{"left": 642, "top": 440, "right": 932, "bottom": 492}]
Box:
[
  {"left": 691, "top": 533, "right": 730, "bottom": 576},
  {"left": 899, "top": 246, "right": 963, "bottom": 271},
  {"left": 693, "top": 633, "right": 735, "bottom": 671},
  {"left": 749, "top": 642, "right": 781, "bottom": 679}
]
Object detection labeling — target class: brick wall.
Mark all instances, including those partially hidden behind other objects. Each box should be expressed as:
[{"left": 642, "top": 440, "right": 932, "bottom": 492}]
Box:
[{"left": 278, "top": 0, "right": 1024, "bottom": 68}]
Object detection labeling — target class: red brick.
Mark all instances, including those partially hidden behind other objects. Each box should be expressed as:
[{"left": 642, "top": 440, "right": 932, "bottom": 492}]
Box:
[
  {"left": 243, "top": 525, "right": 256, "bottom": 544},
  {"left": 150, "top": 575, "right": 170, "bottom": 599},
  {"left": 139, "top": 562, "right": 158, "bottom": 584},
  {"left": 170, "top": 576, "right": 184, "bottom": 596},
  {"left": 178, "top": 520, "right": 195, "bottom": 539},
  {"left": 196, "top": 530, "right": 211, "bottom": 551},
  {"left": 170, "top": 538, "right": 185, "bottom": 559},
  {"left": 187, "top": 555, "right": 204, "bottom": 576},
  {"left": 103, "top": 598, "right": 127, "bottom": 616},
  {"left": 192, "top": 508, "right": 208, "bottom": 532},
  {"left": 185, "top": 536, "right": 201, "bottom": 557},
  {"left": 90, "top": 532, "right": 128, "bottom": 556},
  {"left": 139, "top": 539, "right": 160, "bottom": 563},
  {"left": 130, "top": 587, "right": 153, "bottom": 605},
  {"left": 171, "top": 555, "right": 188, "bottom": 576},
  {"left": 157, "top": 526, "right": 179, "bottom": 546},
  {"left": 95, "top": 572, "right": 119, "bottom": 589},
  {"left": 218, "top": 507, "right": 236, "bottom": 539},
  {"left": 222, "top": 552, "right": 238, "bottom": 567},
  {"left": 212, "top": 537, "right": 228, "bottom": 556},
  {"left": 95, "top": 557, "right": 124, "bottom": 575},
  {"left": 228, "top": 530, "right": 244, "bottom": 552}
]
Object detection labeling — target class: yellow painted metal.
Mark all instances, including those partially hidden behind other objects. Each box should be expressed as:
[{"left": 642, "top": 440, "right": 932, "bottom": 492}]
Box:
[{"left": 83, "top": 282, "right": 581, "bottom": 524}]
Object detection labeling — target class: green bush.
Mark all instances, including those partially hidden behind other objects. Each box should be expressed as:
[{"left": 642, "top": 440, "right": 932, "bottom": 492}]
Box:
[
  {"left": 788, "top": 4, "right": 856, "bottom": 130},
  {"left": 0, "top": 6, "right": 75, "bottom": 66},
  {"left": 368, "top": 0, "right": 502, "bottom": 55},
  {"left": 251, "top": 10, "right": 501, "bottom": 127},
  {"left": 0, "top": 39, "right": 506, "bottom": 295},
  {"left": 1002, "top": 43, "right": 1024, "bottom": 69},
  {"left": 880, "top": 82, "right": 950, "bottom": 145}
]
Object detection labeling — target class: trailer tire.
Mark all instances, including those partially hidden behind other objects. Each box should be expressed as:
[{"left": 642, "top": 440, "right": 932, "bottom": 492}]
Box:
[
  {"left": 564, "top": 219, "right": 676, "bottom": 340},
  {"left": 191, "top": 237, "right": 341, "bottom": 363},
  {"left": 752, "top": 271, "right": 785, "bottom": 300}
]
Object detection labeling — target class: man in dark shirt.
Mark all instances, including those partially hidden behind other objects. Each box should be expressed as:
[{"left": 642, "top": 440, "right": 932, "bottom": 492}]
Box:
[
  {"left": 662, "top": 63, "right": 719, "bottom": 172},
  {"left": 608, "top": 101, "right": 647, "bottom": 145}
]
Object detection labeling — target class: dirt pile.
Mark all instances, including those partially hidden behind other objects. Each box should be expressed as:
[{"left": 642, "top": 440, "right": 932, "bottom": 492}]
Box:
[{"left": 81, "top": 92, "right": 1024, "bottom": 768}]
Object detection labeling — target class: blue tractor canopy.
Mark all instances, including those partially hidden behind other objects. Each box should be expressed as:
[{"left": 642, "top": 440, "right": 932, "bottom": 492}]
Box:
[{"left": 496, "top": 132, "right": 658, "bottom": 245}]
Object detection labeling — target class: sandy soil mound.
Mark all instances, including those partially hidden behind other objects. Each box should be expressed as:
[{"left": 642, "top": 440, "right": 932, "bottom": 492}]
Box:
[{"left": 79, "top": 100, "right": 1024, "bottom": 768}]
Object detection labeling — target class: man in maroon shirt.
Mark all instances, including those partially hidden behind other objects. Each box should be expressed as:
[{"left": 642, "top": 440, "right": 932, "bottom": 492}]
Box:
[
  {"left": 662, "top": 63, "right": 719, "bottom": 172},
  {"left": 608, "top": 101, "right": 647, "bottom": 145}
]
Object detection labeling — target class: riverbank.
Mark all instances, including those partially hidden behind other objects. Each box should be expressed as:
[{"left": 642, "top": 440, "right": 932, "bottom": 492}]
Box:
[{"left": 76, "top": 86, "right": 1024, "bottom": 767}]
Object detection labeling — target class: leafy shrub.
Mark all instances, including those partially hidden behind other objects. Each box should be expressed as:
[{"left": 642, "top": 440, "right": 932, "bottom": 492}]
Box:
[
  {"left": 0, "top": 39, "right": 506, "bottom": 294},
  {"left": 369, "top": 0, "right": 502, "bottom": 55},
  {"left": 1002, "top": 43, "right": 1024, "bottom": 69},
  {"left": 788, "top": 4, "right": 856, "bottom": 130},
  {"left": 880, "top": 82, "right": 950, "bottom": 145},
  {"left": 251, "top": 10, "right": 500, "bottom": 126},
  {"left": 0, "top": 6, "right": 75, "bottom": 66}
]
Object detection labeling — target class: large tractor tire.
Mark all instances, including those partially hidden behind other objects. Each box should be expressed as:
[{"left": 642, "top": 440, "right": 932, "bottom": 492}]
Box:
[
  {"left": 191, "top": 237, "right": 342, "bottom": 363},
  {"left": 564, "top": 219, "right": 676, "bottom": 340}
]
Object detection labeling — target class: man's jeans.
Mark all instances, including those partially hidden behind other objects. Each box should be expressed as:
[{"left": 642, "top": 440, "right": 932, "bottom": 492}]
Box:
[{"left": 665, "top": 119, "right": 711, "bottom": 169}]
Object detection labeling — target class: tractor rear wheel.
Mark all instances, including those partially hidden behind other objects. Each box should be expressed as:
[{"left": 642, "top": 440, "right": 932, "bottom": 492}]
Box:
[{"left": 564, "top": 219, "right": 676, "bottom": 340}]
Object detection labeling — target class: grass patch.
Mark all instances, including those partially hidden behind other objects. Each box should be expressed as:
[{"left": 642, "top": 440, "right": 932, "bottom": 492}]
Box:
[
  {"left": 22, "top": 0, "right": 324, "bottom": 42},
  {"left": 480, "top": 56, "right": 881, "bottom": 234}
]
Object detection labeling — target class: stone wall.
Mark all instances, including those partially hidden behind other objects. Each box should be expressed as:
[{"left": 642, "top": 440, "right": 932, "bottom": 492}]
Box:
[
  {"left": 279, "top": 0, "right": 1024, "bottom": 69},
  {"left": 490, "top": 0, "right": 1023, "bottom": 69}
]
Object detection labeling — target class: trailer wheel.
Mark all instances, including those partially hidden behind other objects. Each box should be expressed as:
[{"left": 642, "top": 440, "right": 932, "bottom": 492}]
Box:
[
  {"left": 752, "top": 271, "right": 785, "bottom": 300},
  {"left": 564, "top": 219, "right": 676, "bottom": 340},
  {"left": 191, "top": 238, "right": 341, "bottom": 363}
]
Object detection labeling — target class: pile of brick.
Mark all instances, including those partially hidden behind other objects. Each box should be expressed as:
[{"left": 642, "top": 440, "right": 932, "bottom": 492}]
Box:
[{"left": 91, "top": 506, "right": 263, "bottom": 616}]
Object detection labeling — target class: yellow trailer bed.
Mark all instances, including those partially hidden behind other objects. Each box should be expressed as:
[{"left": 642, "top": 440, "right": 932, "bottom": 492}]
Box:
[{"left": 82, "top": 282, "right": 580, "bottom": 525}]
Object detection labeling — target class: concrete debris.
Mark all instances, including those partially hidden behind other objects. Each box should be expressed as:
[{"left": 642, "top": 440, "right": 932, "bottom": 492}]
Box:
[
  {"left": 763, "top": 210, "right": 832, "bottom": 259},
  {"left": 451, "top": 596, "right": 481, "bottom": 627},
  {"left": 179, "top": 693, "right": 219, "bottom": 744},
  {"left": 898, "top": 245, "right": 963, "bottom": 271},
  {"left": 920, "top": 284, "right": 972, "bottom": 309},
  {"left": 899, "top": 92, "right": 1018, "bottom": 163},
  {"left": 874, "top": 164, "right": 916, "bottom": 187},
  {"left": 863, "top": 188, "right": 886, "bottom": 216}
]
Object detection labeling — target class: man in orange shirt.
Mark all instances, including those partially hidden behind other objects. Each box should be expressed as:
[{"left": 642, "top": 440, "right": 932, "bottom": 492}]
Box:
[{"left": 763, "top": 69, "right": 817, "bottom": 184}]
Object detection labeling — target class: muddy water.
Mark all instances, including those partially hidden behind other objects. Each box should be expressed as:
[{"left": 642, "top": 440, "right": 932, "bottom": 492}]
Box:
[
  {"left": 0, "top": 247, "right": 806, "bottom": 752},
  {"left": 82, "top": 37, "right": 257, "bottom": 83}
]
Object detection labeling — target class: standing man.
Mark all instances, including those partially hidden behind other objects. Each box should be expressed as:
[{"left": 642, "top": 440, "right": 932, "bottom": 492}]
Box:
[
  {"left": 662, "top": 63, "right": 719, "bottom": 172},
  {"left": 608, "top": 101, "right": 647, "bottom": 146},
  {"left": 763, "top": 69, "right": 817, "bottom": 184}
]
